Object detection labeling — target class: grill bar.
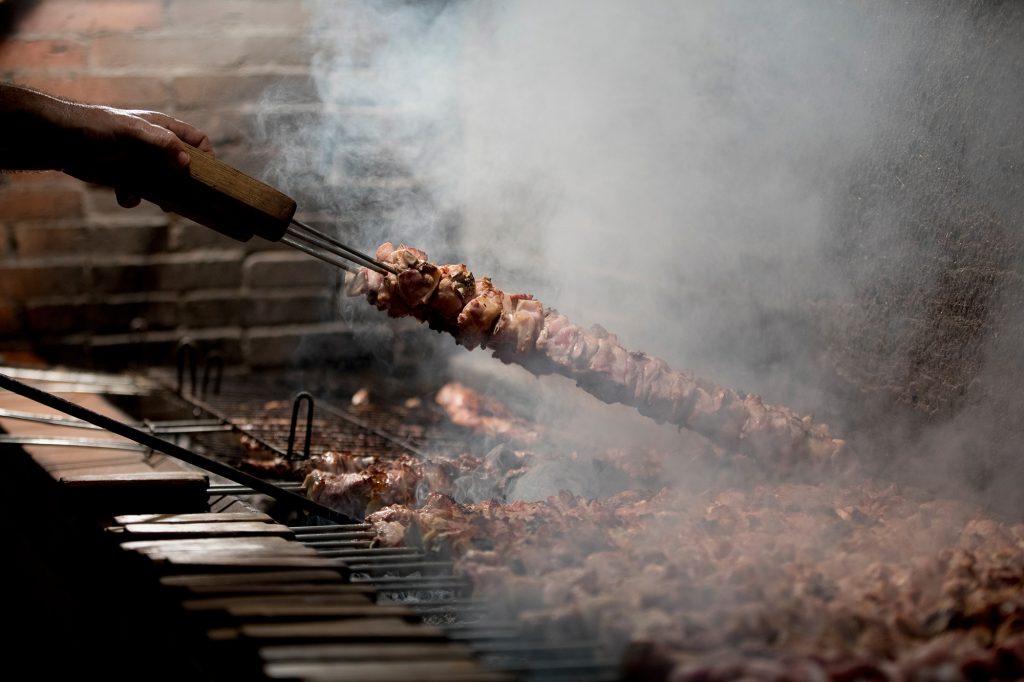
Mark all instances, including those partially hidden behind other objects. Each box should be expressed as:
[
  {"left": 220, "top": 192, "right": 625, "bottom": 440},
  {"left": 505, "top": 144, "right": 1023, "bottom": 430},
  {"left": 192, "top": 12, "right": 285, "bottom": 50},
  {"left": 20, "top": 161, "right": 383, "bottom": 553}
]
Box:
[
  {"left": 36, "top": 365, "right": 623, "bottom": 681},
  {"left": 0, "top": 372, "right": 352, "bottom": 524}
]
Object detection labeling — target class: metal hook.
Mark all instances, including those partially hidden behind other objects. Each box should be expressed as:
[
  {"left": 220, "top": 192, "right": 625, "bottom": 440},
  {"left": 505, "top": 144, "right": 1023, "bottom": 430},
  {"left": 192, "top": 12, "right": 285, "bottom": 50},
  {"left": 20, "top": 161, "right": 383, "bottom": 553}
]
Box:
[
  {"left": 202, "top": 352, "right": 224, "bottom": 397},
  {"left": 287, "top": 391, "right": 314, "bottom": 461},
  {"left": 176, "top": 341, "right": 197, "bottom": 396}
]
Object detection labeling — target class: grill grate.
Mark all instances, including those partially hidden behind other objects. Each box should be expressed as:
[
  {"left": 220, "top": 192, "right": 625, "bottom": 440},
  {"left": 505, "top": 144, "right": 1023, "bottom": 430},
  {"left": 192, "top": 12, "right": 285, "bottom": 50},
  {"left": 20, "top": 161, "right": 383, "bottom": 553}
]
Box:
[{"left": 99, "top": 366, "right": 622, "bottom": 682}]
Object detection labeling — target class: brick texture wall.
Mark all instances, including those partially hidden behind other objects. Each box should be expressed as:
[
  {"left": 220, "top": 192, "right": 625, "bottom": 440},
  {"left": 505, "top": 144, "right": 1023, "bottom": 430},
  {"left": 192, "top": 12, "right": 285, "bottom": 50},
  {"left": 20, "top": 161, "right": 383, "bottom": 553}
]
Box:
[{"left": 0, "top": 0, "right": 418, "bottom": 370}]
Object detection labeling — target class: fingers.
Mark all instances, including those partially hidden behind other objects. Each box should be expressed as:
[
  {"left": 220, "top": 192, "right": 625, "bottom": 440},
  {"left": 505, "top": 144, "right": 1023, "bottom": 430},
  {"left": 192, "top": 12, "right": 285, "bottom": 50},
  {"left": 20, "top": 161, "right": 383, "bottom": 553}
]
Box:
[
  {"left": 115, "top": 188, "right": 141, "bottom": 208},
  {"left": 123, "top": 115, "right": 189, "bottom": 167},
  {"left": 137, "top": 111, "right": 215, "bottom": 155}
]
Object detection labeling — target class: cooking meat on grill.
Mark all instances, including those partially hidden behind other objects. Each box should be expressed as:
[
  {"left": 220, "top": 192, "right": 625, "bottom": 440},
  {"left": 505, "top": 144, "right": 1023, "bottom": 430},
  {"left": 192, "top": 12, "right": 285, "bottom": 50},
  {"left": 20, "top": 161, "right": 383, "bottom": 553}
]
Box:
[
  {"left": 302, "top": 449, "right": 538, "bottom": 520},
  {"left": 239, "top": 446, "right": 378, "bottom": 479},
  {"left": 435, "top": 381, "right": 540, "bottom": 445},
  {"left": 347, "top": 243, "right": 846, "bottom": 470},
  {"left": 302, "top": 453, "right": 468, "bottom": 519},
  {"left": 365, "top": 481, "right": 1024, "bottom": 681}
]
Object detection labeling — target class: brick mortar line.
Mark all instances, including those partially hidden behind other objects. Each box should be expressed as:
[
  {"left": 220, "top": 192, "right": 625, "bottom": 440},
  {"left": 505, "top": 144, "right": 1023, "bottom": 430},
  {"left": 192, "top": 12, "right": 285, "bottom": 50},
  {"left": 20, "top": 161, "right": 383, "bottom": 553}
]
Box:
[
  {"left": 3, "top": 249, "right": 243, "bottom": 268},
  {"left": 44, "top": 319, "right": 378, "bottom": 347},
  {"left": 8, "top": 66, "right": 313, "bottom": 78},
  {"left": 8, "top": 29, "right": 314, "bottom": 41}
]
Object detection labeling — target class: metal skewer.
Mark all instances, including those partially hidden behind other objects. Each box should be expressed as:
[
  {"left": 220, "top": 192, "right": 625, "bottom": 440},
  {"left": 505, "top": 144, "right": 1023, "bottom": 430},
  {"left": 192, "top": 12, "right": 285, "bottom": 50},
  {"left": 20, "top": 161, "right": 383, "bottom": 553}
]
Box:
[{"left": 284, "top": 219, "right": 397, "bottom": 275}]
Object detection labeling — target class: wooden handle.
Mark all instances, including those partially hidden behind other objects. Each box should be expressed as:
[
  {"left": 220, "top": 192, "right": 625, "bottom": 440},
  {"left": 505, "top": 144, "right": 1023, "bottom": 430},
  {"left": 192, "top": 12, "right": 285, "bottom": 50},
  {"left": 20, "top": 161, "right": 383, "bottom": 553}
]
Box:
[{"left": 129, "top": 143, "right": 297, "bottom": 243}]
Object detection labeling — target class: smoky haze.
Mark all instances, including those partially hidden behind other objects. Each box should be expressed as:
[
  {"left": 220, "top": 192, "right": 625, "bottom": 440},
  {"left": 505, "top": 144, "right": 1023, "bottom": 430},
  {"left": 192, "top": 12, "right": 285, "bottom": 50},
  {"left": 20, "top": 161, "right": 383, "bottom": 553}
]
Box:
[{"left": 282, "top": 1, "right": 1024, "bottom": 512}]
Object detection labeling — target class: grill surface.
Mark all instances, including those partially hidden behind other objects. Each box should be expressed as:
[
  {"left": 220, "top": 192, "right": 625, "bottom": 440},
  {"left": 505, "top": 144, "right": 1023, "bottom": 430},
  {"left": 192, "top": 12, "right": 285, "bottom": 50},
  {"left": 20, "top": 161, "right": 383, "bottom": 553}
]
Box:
[{"left": 90, "top": 364, "right": 623, "bottom": 682}]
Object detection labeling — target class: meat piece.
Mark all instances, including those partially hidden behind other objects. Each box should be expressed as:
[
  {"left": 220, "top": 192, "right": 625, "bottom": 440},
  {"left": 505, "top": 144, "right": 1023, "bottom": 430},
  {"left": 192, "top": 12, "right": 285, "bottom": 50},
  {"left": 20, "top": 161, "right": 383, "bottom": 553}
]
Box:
[
  {"left": 238, "top": 455, "right": 299, "bottom": 478},
  {"left": 302, "top": 455, "right": 430, "bottom": 519},
  {"left": 456, "top": 277, "right": 504, "bottom": 349},
  {"left": 349, "top": 242, "right": 846, "bottom": 471},
  {"left": 303, "top": 470, "right": 387, "bottom": 521},
  {"left": 432, "top": 264, "right": 475, "bottom": 321},
  {"left": 302, "top": 449, "right": 532, "bottom": 519},
  {"left": 435, "top": 382, "right": 540, "bottom": 445}
]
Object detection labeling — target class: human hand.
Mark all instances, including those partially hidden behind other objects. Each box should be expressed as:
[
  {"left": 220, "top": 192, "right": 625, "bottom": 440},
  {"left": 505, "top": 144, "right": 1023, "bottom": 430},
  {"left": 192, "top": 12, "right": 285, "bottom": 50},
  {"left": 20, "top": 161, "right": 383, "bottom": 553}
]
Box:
[{"left": 59, "top": 103, "right": 215, "bottom": 207}]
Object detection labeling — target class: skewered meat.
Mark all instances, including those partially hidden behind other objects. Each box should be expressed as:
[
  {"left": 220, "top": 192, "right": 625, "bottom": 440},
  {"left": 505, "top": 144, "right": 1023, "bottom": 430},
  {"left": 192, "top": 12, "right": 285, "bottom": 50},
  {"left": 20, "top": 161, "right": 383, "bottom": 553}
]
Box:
[
  {"left": 347, "top": 243, "right": 846, "bottom": 469},
  {"left": 366, "top": 481, "right": 1024, "bottom": 681},
  {"left": 435, "top": 381, "right": 540, "bottom": 445}
]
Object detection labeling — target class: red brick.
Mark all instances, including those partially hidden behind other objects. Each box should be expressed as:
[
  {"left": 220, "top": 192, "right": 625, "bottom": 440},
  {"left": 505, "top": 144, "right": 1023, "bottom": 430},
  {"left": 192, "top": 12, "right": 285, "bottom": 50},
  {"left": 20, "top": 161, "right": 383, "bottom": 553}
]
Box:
[
  {"left": 239, "top": 35, "right": 314, "bottom": 67},
  {"left": 0, "top": 186, "right": 83, "bottom": 221},
  {"left": 41, "top": 330, "right": 243, "bottom": 369},
  {"left": 171, "top": 74, "right": 315, "bottom": 109},
  {"left": 23, "top": 298, "right": 93, "bottom": 336},
  {"left": 15, "top": 2, "right": 163, "bottom": 35},
  {"left": 167, "top": 1, "right": 309, "bottom": 31},
  {"left": 243, "top": 290, "right": 335, "bottom": 327},
  {"left": 90, "top": 221, "right": 170, "bottom": 254},
  {"left": 24, "top": 294, "right": 180, "bottom": 336},
  {"left": 0, "top": 39, "right": 87, "bottom": 70},
  {"left": 0, "top": 300, "right": 18, "bottom": 336},
  {"left": 168, "top": 218, "right": 249, "bottom": 251},
  {"left": 0, "top": 261, "right": 89, "bottom": 298},
  {"left": 13, "top": 223, "right": 90, "bottom": 257},
  {"left": 84, "top": 186, "right": 169, "bottom": 218},
  {"left": 170, "top": 217, "right": 290, "bottom": 253},
  {"left": 91, "top": 35, "right": 248, "bottom": 70},
  {"left": 89, "top": 251, "right": 243, "bottom": 293},
  {"left": 15, "top": 75, "right": 168, "bottom": 108},
  {"left": 77, "top": 329, "right": 241, "bottom": 366},
  {"left": 15, "top": 218, "right": 171, "bottom": 258},
  {"left": 151, "top": 252, "right": 243, "bottom": 291},
  {"left": 181, "top": 292, "right": 243, "bottom": 328},
  {"left": 2, "top": 170, "right": 79, "bottom": 187},
  {"left": 91, "top": 34, "right": 312, "bottom": 71},
  {"left": 244, "top": 322, "right": 361, "bottom": 368},
  {"left": 243, "top": 251, "right": 338, "bottom": 289}
]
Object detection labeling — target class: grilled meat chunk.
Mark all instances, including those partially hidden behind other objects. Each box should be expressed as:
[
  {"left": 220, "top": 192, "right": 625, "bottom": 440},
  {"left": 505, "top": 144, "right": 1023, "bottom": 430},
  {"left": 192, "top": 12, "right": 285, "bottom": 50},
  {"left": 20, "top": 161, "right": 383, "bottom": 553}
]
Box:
[{"left": 435, "top": 381, "right": 540, "bottom": 445}]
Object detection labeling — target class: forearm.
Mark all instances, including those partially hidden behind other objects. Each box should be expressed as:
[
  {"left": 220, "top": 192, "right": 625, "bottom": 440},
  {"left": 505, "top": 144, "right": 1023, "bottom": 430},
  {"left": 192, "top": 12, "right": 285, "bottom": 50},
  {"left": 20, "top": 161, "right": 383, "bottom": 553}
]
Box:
[{"left": 0, "top": 83, "right": 82, "bottom": 171}]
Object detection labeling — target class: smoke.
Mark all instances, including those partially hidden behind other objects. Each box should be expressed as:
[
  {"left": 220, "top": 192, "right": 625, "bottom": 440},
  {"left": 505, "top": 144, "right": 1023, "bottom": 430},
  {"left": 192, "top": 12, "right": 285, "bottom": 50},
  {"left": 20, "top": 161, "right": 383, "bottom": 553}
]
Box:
[{"left": 281, "top": 1, "right": 1024, "bottom": 512}]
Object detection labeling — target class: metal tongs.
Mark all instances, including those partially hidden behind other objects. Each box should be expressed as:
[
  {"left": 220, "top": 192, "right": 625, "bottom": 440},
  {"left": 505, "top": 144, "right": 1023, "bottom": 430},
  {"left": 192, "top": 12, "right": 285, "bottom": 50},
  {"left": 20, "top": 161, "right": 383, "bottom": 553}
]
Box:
[{"left": 123, "top": 143, "right": 397, "bottom": 275}]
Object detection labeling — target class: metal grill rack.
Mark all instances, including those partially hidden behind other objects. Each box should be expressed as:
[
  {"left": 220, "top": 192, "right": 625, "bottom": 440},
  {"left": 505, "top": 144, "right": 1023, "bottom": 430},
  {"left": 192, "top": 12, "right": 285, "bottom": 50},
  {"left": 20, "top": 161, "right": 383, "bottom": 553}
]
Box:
[{"left": 103, "top": 362, "right": 623, "bottom": 682}]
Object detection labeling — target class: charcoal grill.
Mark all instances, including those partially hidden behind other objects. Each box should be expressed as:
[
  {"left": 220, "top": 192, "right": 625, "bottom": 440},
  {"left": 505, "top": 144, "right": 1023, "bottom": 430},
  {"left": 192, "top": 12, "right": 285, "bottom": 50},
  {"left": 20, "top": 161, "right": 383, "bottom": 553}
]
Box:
[{"left": 0, "top": 359, "right": 621, "bottom": 682}]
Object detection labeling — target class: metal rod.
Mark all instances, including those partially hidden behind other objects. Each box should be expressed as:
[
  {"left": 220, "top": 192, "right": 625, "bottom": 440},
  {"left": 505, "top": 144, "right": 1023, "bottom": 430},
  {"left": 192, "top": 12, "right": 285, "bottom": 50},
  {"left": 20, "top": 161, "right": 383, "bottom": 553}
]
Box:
[
  {"left": 0, "top": 366, "right": 149, "bottom": 389},
  {"left": 0, "top": 435, "right": 150, "bottom": 452},
  {"left": 290, "top": 524, "right": 372, "bottom": 533},
  {"left": 281, "top": 233, "right": 357, "bottom": 273},
  {"left": 0, "top": 408, "right": 103, "bottom": 429},
  {"left": 288, "top": 219, "right": 396, "bottom": 274},
  {"left": 299, "top": 531, "right": 377, "bottom": 542},
  {"left": 0, "top": 372, "right": 353, "bottom": 523},
  {"left": 346, "top": 561, "right": 453, "bottom": 573},
  {"left": 0, "top": 408, "right": 231, "bottom": 435},
  {"left": 287, "top": 226, "right": 381, "bottom": 272},
  {"left": 177, "top": 341, "right": 197, "bottom": 396},
  {"left": 287, "top": 391, "right": 314, "bottom": 461},
  {"left": 202, "top": 352, "right": 224, "bottom": 397}
]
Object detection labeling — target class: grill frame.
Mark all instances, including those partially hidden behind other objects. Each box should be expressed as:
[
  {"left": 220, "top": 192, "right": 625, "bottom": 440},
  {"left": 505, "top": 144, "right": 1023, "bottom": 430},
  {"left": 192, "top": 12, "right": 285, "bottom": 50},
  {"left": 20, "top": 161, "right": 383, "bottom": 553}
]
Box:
[{"left": 0, "top": 363, "right": 621, "bottom": 682}]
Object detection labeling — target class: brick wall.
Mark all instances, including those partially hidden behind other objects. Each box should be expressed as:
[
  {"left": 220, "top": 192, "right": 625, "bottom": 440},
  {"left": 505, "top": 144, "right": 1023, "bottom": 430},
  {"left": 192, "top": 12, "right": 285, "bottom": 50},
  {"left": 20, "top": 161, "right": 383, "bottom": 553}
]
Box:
[{"left": 0, "top": 0, "right": 422, "bottom": 370}]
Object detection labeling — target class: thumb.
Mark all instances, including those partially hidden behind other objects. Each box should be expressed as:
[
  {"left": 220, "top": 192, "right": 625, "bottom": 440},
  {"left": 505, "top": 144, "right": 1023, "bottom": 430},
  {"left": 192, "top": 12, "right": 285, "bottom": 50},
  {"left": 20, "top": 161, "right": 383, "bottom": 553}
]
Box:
[{"left": 115, "top": 188, "right": 142, "bottom": 208}]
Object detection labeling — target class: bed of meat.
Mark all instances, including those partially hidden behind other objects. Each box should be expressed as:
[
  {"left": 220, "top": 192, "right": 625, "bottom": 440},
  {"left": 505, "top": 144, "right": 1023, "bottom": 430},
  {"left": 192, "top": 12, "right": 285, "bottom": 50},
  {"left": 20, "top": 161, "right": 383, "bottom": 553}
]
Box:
[{"left": 284, "top": 244, "right": 1024, "bottom": 681}]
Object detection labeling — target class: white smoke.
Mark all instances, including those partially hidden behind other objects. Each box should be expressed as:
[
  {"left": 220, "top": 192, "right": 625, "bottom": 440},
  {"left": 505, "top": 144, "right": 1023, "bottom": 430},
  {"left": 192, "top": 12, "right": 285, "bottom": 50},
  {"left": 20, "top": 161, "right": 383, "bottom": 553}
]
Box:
[{"left": 280, "top": 1, "right": 1024, "bottom": 510}]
